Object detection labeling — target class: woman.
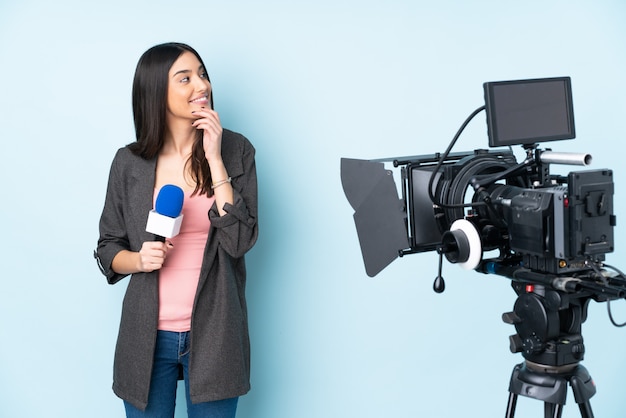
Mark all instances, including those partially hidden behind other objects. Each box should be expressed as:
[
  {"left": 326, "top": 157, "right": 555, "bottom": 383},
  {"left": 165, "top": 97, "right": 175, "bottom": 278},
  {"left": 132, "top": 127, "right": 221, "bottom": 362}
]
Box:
[{"left": 95, "top": 42, "right": 258, "bottom": 418}]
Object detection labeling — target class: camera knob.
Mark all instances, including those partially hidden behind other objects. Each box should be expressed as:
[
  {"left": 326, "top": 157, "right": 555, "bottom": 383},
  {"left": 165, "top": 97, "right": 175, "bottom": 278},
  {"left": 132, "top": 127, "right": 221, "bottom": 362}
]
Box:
[
  {"left": 502, "top": 311, "right": 522, "bottom": 324},
  {"left": 572, "top": 343, "right": 585, "bottom": 360},
  {"left": 509, "top": 334, "right": 523, "bottom": 353},
  {"left": 522, "top": 335, "right": 543, "bottom": 355}
]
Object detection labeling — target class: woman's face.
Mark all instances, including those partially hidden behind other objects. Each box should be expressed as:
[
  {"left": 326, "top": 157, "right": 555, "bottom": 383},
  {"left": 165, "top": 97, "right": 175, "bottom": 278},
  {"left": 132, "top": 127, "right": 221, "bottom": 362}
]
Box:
[{"left": 166, "top": 51, "right": 211, "bottom": 120}]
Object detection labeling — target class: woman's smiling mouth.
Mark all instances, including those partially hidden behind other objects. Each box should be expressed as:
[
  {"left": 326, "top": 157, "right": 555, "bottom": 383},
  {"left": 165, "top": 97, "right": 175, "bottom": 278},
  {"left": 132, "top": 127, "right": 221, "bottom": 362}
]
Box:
[{"left": 190, "top": 95, "right": 209, "bottom": 105}]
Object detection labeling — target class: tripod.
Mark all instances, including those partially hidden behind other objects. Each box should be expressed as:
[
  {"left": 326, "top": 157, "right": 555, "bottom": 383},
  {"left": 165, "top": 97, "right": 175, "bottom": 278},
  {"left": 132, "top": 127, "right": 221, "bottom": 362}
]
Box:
[
  {"left": 505, "top": 360, "right": 596, "bottom": 418},
  {"left": 502, "top": 282, "right": 598, "bottom": 417}
]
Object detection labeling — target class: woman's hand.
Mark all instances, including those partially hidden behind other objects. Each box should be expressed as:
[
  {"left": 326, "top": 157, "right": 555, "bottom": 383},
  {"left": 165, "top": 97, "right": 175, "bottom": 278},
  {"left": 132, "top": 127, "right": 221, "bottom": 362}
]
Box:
[
  {"left": 192, "top": 107, "right": 223, "bottom": 163},
  {"left": 137, "top": 241, "right": 173, "bottom": 272},
  {"left": 111, "top": 241, "right": 173, "bottom": 275},
  {"left": 190, "top": 107, "right": 232, "bottom": 216}
]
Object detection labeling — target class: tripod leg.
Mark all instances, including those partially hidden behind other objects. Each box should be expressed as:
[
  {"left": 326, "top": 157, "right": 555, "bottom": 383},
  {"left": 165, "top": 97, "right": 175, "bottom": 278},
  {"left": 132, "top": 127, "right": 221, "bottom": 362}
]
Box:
[
  {"left": 569, "top": 366, "right": 596, "bottom": 418},
  {"left": 505, "top": 392, "right": 517, "bottom": 418},
  {"left": 544, "top": 403, "right": 563, "bottom": 418},
  {"left": 578, "top": 401, "right": 594, "bottom": 418}
]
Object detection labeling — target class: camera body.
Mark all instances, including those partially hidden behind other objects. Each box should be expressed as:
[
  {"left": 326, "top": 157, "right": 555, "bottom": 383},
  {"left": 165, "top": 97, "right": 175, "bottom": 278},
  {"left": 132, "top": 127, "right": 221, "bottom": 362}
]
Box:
[
  {"left": 406, "top": 149, "right": 615, "bottom": 276},
  {"left": 487, "top": 170, "right": 614, "bottom": 274}
]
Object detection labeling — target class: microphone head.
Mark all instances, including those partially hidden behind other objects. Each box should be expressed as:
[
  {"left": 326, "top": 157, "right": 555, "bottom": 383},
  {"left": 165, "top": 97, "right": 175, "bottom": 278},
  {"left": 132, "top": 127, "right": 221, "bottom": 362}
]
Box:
[{"left": 155, "top": 184, "right": 184, "bottom": 218}]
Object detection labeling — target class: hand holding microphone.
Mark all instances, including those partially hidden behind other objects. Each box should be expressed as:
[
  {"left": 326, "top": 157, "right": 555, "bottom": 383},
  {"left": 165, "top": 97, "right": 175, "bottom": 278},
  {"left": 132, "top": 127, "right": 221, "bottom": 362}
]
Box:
[
  {"left": 137, "top": 241, "right": 173, "bottom": 272},
  {"left": 139, "top": 184, "right": 185, "bottom": 272}
]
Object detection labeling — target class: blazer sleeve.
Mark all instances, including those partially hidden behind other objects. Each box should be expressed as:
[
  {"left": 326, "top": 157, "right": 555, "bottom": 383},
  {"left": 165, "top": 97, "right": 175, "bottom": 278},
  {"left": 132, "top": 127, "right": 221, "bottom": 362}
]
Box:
[
  {"left": 209, "top": 133, "right": 259, "bottom": 258},
  {"left": 94, "top": 148, "right": 131, "bottom": 285}
]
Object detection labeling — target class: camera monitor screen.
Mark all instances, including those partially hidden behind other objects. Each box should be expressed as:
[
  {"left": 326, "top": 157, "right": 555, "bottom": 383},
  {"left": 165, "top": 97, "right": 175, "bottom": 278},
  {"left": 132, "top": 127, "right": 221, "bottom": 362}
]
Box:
[{"left": 484, "top": 77, "right": 575, "bottom": 147}]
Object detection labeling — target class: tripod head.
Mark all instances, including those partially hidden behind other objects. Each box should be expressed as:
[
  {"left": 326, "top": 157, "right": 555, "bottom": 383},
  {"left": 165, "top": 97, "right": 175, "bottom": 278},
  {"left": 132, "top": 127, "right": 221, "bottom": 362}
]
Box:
[
  {"left": 493, "top": 263, "right": 626, "bottom": 370},
  {"left": 503, "top": 282, "right": 588, "bottom": 368}
]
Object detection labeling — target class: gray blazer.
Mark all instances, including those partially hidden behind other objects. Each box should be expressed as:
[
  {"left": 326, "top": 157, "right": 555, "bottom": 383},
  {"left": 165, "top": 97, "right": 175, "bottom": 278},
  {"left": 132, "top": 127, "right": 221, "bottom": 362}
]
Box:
[{"left": 95, "top": 129, "right": 258, "bottom": 410}]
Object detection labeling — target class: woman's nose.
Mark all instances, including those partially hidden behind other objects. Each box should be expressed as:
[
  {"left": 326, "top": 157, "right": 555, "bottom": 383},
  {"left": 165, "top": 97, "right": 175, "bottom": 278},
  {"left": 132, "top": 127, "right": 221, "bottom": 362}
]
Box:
[{"left": 193, "top": 76, "right": 210, "bottom": 92}]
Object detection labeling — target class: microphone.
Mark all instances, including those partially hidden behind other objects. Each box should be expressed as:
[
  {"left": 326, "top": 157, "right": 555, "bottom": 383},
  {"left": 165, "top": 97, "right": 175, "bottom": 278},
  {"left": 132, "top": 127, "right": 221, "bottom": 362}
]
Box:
[{"left": 146, "top": 184, "right": 184, "bottom": 241}]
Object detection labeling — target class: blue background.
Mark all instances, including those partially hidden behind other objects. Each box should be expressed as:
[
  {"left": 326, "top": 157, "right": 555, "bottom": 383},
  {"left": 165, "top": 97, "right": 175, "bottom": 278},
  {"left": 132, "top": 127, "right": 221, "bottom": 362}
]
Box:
[{"left": 1, "top": 1, "right": 626, "bottom": 417}]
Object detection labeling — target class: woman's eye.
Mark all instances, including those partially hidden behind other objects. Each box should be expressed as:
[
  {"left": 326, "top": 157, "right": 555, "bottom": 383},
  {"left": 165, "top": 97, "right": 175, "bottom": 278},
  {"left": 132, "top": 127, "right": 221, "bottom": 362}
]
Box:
[
  {"left": 200, "top": 72, "right": 208, "bottom": 79},
  {"left": 180, "top": 77, "right": 189, "bottom": 83}
]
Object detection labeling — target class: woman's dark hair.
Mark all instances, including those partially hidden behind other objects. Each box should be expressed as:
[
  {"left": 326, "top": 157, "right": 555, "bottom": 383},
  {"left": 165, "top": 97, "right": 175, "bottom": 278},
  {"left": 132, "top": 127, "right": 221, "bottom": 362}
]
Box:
[{"left": 129, "top": 42, "right": 215, "bottom": 196}]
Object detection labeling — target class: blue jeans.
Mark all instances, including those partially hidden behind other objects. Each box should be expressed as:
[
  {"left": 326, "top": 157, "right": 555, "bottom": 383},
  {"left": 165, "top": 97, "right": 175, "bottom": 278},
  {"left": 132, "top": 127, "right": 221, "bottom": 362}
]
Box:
[{"left": 124, "top": 330, "right": 239, "bottom": 418}]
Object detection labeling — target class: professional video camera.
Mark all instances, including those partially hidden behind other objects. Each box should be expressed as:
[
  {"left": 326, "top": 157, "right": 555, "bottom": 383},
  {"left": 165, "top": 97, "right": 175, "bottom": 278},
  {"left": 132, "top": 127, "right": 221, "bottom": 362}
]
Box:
[{"left": 341, "top": 77, "right": 626, "bottom": 417}]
